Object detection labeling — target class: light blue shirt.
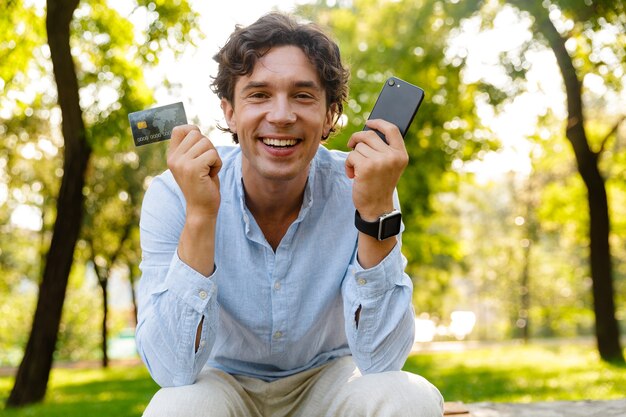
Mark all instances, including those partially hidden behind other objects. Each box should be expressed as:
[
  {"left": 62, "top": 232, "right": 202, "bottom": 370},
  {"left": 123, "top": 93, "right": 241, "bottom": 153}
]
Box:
[{"left": 136, "top": 145, "right": 415, "bottom": 387}]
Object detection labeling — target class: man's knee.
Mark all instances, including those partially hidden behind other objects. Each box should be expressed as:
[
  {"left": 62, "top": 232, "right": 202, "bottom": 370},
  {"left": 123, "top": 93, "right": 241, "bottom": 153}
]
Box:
[
  {"left": 328, "top": 371, "right": 444, "bottom": 417},
  {"left": 142, "top": 370, "right": 251, "bottom": 417}
]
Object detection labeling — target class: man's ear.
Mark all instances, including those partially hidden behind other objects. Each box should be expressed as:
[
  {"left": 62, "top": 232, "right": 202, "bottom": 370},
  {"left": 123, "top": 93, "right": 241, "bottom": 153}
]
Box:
[
  {"left": 221, "top": 98, "right": 236, "bottom": 133},
  {"left": 323, "top": 103, "right": 338, "bottom": 137}
]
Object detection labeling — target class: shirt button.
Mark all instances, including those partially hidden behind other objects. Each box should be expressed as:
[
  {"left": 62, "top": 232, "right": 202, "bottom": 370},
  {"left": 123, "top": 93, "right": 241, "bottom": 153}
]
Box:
[
  {"left": 273, "top": 331, "right": 283, "bottom": 339},
  {"left": 199, "top": 290, "right": 208, "bottom": 299},
  {"left": 274, "top": 281, "right": 281, "bottom": 290},
  {"left": 357, "top": 278, "right": 367, "bottom": 286},
  {"left": 199, "top": 340, "right": 206, "bottom": 347}
]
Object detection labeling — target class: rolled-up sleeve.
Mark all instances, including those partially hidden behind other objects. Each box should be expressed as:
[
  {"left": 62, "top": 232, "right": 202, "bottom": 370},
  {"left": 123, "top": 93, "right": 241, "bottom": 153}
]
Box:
[
  {"left": 342, "top": 243, "right": 415, "bottom": 373},
  {"left": 135, "top": 173, "right": 219, "bottom": 387}
]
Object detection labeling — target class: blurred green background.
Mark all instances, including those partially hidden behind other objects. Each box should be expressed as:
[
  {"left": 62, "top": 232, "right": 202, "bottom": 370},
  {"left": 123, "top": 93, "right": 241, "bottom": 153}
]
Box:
[{"left": 1, "top": 0, "right": 625, "bottom": 413}]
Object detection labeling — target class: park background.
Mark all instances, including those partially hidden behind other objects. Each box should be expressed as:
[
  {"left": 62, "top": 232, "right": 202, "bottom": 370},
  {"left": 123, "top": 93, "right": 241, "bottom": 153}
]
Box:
[{"left": 1, "top": 0, "right": 625, "bottom": 415}]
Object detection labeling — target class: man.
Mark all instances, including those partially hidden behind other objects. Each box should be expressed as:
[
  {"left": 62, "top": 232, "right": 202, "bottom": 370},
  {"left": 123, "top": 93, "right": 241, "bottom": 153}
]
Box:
[{"left": 137, "top": 12, "right": 443, "bottom": 417}]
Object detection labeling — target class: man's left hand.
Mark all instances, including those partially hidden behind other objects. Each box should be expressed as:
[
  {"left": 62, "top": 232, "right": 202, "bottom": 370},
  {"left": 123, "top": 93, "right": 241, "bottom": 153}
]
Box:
[{"left": 345, "top": 119, "right": 409, "bottom": 221}]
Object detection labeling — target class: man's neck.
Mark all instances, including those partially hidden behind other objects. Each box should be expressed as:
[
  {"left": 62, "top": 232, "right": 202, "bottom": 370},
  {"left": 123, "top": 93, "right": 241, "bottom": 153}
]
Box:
[
  {"left": 241, "top": 154, "right": 311, "bottom": 216},
  {"left": 242, "top": 173, "right": 307, "bottom": 221},
  {"left": 241, "top": 166, "right": 310, "bottom": 251}
]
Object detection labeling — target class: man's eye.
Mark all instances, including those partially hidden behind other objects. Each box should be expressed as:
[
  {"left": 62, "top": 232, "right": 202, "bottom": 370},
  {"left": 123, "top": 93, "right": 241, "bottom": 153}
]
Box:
[{"left": 249, "top": 92, "right": 268, "bottom": 99}]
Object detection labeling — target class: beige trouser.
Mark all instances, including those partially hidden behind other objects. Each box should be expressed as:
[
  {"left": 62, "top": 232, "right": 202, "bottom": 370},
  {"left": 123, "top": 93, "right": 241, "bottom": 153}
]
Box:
[{"left": 142, "top": 356, "right": 444, "bottom": 417}]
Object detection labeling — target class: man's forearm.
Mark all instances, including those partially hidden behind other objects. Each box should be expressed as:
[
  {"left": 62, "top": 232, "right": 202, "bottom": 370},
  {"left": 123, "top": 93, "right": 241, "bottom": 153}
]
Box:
[
  {"left": 356, "top": 232, "right": 397, "bottom": 269},
  {"left": 178, "top": 212, "right": 216, "bottom": 352},
  {"left": 178, "top": 211, "right": 216, "bottom": 351},
  {"left": 178, "top": 212, "right": 217, "bottom": 277}
]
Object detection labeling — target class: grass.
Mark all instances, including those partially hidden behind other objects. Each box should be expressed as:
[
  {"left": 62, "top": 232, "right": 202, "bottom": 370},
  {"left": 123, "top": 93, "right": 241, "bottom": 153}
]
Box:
[
  {"left": 403, "top": 343, "right": 626, "bottom": 403},
  {"left": 0, "top": 343, "right": 624, "bottom": 415},
  {"left": 0, "top": 365, "right": 158, "bottom": 417}
]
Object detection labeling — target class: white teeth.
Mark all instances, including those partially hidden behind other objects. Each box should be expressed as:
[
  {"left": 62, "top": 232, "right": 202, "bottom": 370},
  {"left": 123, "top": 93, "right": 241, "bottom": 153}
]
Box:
[{"left": 262, "top": 138, "right": 298, "bottom": 147}]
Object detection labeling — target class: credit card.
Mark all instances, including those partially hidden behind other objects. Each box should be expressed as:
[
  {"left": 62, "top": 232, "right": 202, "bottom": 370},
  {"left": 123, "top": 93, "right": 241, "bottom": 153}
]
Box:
[{"left": 128, "top": 102, "right": 187, "bottom": 146}]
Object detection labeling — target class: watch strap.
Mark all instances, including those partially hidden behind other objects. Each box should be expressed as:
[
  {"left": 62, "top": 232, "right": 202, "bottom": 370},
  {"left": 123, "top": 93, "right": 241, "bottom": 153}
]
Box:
[
  {"left": 354, "top": 210, "right": 381, "bottom": 239},
  {"left": 354, "top": 209, "right": 402, "bottom": 240}
]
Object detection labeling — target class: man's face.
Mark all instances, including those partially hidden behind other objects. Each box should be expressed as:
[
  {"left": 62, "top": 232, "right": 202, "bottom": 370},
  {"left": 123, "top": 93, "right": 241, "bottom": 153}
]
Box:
[{"left": 222, "top": 45, "right": 335, "bottom": 185}]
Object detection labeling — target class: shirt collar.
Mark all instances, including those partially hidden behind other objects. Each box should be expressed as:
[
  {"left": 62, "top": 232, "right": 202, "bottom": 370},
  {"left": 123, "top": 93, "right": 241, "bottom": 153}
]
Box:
[{"left": 235, "top": 148, "right": 319, "bottom": 228}]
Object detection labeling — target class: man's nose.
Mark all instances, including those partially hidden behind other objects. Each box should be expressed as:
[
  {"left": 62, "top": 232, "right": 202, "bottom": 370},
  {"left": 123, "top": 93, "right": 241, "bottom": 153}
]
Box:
[{"left": 266, "top": 96, "right": 296, "bottom": 125}]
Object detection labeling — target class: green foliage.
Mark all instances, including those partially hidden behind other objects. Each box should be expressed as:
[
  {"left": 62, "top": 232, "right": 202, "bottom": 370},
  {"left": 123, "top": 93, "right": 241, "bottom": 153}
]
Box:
[
  {"left": 547, "top": 0, "right": 626, "bottom": 90},
  {"left": 0, "top": 0, "right": 46, "bottom": 90},
  {"left": 0, "top": 291, "right": 37, "bottom": 366},
  {"left": 0, "top": 0, "right": 59, "bottom": 291},
  {"left": 435, "top": 174, "right": 527, "bottom": 338},
  {"left": 1, "top": 0, "right": 624, "bottom": 368},
  {"left": 0, "top": 261, "right": 128, "bottom": 367},
  {"left": 71, "top": 0, "right": 198, "bottom": 286},
  {"left": 297, "top": 0, "right": 498, "bottom": 299},
  {"left": 69, "top": 0, "right": 199, "bottom": 361},
  {"left": 54, "top": 264, "right": 104, "bottom": 363},
  {"left": 294, "top": 1, "right": 626, "bottom": 343},
  {"left": 429, "top": 0, "right": 626, "bottom": 343},
  {"left": 0, "top": 0, "right": 198, "bottom": 368}
]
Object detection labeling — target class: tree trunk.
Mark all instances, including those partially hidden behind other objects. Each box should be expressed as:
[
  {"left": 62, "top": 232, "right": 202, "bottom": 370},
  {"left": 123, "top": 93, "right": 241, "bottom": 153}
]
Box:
[
  {"left": 7, "top": 0, "right": 91, "bottom": 407},
  {"left": 513, "top": 1, "right": 623, "bottom": 363},
  {"left": 519, "top": 241, "right": 530, "bottom": 342},
  {"left": 128, "top": 267, "right": 139, "bottom": 327},
  {"left": 87, "top": 219, "right": 133, "bottom": 368},
  {"left": 100, "top": 279, "right": 109, "bottom": 368},
  {"left": 91, "top": 257, "right": 110, "bottom": 369}
]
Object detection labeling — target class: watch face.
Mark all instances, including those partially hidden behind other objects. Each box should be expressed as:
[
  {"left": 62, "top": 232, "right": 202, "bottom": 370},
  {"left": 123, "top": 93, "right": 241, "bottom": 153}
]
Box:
[{"left": 380, "top": 212, "right": 402, "bottom": 240}]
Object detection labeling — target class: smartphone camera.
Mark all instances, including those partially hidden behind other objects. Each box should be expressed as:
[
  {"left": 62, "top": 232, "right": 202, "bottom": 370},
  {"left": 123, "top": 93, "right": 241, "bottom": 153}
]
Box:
[{"left": 387, "top": 78, "right": 395, "bottom": 87}]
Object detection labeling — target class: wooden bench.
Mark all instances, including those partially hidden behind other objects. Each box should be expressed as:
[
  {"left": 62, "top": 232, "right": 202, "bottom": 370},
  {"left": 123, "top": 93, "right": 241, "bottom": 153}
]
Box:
[{"left": 444, "top": 402, "right": 472, "bottom": 416}]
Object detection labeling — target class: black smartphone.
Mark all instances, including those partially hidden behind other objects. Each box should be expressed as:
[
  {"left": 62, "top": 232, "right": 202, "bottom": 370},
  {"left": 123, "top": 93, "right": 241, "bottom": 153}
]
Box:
[{"left": 363, "top": 76, "right": 425, "bottom": 143}]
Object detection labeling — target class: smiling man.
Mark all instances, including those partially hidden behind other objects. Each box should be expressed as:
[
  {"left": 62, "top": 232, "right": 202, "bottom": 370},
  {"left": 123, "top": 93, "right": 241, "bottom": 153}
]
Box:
[{"left": 136, "top": 12, "right": 443, "bottom": 417}]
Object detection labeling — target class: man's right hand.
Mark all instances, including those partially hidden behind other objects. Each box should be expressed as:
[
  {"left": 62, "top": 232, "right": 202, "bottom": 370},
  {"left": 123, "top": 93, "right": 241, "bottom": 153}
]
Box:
[
  {"left": 167, "top": 125, "right": 222, "bottom": 219},
  {"left": 167, "top": 125, "right": 221, "bottom": 278}
]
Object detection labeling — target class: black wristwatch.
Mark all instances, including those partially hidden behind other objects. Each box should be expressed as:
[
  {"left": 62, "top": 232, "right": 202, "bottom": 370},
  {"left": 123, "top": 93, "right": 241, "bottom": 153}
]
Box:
[{"left": 354, "top": 210, "right": 402, "bottom": 241}]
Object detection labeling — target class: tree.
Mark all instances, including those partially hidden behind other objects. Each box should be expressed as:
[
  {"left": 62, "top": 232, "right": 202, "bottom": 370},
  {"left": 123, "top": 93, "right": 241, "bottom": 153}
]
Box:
[
  {"left": 297, "top": 0, "right": 496, "bottom": 307},
  {"left": 86, "top": 226, "right": 132, "bottom": 368},
  {"left": 81, "top": 142, "right": 168, "bottom": 367},
  {"left": 296, "top": 1, "right": 626, "bottom": 354},
  {"left": 7, "top": 0, "right": 90, "bottom": 406},
  {"left": 506, "top": 0, "right": 625, "bottom": 363},
  {"left": 6, "top": 0, "right": 200, "bottom": 406}
]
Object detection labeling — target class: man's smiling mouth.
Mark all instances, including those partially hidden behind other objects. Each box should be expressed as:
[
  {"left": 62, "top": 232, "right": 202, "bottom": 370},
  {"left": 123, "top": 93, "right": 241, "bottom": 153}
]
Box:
[{"left": 262, "top": 137, "right": 300, "bottom": 148}]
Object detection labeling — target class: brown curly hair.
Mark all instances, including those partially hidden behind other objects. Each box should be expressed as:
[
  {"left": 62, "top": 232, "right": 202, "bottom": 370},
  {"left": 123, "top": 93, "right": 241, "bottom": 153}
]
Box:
[{"left": 211, "top": 12, "right": 350, "bottom": 143}]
